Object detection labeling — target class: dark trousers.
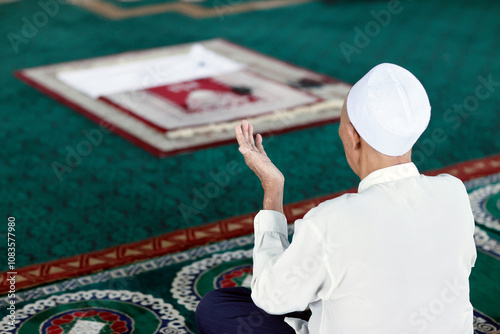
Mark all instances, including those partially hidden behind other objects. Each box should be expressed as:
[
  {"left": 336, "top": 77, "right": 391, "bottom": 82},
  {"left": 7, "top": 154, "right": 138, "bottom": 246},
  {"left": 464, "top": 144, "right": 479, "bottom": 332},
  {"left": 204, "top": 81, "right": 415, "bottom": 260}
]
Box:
[{"left": 195, "top": 287, "right": 310, "bottom": 334}]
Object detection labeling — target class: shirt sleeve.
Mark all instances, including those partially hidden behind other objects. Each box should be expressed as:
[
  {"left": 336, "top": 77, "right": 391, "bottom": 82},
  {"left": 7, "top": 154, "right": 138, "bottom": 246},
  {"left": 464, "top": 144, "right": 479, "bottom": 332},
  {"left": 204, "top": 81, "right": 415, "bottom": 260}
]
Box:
[{"left": 251, "top": 209, "right": 334, "bottom": 315}]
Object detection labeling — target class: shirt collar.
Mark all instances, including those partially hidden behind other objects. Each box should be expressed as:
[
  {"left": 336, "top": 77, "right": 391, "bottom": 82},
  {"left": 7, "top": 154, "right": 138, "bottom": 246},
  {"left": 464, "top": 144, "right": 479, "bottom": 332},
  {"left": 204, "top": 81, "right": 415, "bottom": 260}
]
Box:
[{"left": 358, "top": 162, "right": 420, "bottom": 193}]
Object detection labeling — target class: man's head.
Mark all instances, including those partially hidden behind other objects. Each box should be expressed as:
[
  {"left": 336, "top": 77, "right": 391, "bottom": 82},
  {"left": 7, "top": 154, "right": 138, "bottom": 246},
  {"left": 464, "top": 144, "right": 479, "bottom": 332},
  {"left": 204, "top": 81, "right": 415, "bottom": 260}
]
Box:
[{"left": 339, "top": 63, "right": 431, "bottom": 179}]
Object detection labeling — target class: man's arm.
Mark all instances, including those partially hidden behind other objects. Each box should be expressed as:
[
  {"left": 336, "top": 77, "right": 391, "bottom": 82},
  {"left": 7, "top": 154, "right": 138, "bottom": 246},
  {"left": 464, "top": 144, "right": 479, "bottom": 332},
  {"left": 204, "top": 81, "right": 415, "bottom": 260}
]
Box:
[
  {"left": 235, "top": 119, "right": 285, "bottom": 214},
  {"left": 235, "top": 120, "right": 333, "bottom": 314},
  {"left": 251, "top": 210, "right": 333, "bottom": 314},
  {"left": 263, "top": 183, "right": 284, "bottom": 214}
]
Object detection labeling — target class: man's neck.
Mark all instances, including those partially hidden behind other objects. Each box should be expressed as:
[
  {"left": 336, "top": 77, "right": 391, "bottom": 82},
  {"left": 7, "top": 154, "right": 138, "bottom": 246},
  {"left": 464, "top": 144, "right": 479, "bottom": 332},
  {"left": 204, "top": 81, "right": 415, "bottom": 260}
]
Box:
[{"left": 358, "top": 153, "right": 412, "bottom": 181}]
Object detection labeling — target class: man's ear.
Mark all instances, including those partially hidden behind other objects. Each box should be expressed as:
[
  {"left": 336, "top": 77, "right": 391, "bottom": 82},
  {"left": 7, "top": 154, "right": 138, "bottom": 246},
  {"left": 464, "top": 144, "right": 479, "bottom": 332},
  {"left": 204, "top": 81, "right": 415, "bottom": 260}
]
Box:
[{"left": 346, "top": 123, "right": 361, "bottom": 151}]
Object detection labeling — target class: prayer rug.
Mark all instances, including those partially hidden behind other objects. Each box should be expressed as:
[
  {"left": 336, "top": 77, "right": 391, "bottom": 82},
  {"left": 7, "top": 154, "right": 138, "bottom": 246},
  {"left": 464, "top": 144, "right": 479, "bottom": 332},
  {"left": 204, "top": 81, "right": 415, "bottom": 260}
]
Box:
[
  {"left": 16, "top": 39, "right": 350, "bottom": 157},
  {"left": 68, "top": 0, "right": 316, "bottom": 20},
  {"left": 1, "top": 156, "right": 500, "bottom": 333}
]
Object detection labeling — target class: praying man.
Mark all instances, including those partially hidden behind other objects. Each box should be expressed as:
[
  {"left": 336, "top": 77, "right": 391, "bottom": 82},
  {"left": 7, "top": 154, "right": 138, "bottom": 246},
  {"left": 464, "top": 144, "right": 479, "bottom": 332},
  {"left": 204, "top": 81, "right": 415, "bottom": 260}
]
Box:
[{"left": 196, "top": 63, "right": 476, "bottom": 334}]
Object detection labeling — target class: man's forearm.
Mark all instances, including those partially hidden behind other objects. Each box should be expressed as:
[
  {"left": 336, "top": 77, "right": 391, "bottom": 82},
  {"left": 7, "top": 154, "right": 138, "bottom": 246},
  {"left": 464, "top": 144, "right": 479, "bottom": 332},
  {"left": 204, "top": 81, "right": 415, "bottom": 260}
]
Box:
[{"left": 263, "top": 182, "right": 284, "bottom": 214}]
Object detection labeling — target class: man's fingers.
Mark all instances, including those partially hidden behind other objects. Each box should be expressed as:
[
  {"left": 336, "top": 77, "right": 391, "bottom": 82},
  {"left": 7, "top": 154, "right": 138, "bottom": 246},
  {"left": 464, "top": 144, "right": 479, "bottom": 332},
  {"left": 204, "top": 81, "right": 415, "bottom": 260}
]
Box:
[
  {"left": 235, "top": 125, "right": 249, "bottom": 148},
  {"left": 235, "top": 124, "right": 254, "bottom": 156},
  {"left": 235, "top": 124, "right": 245, "bottom": 145},
  {"left": 238, "top": 146, "right": 250, "bottom": 155},
  {"left": 249, "top": 124, "right": 256, "bottom": 148},
  {"left": 236, "top": 120, "right": 263, "bottom": 156},
  {"left": 256, "top": 134, "right": 266, "bottom": 155},
  {"left": 241, "top": 119, "right": 249, "bottom": 141}
]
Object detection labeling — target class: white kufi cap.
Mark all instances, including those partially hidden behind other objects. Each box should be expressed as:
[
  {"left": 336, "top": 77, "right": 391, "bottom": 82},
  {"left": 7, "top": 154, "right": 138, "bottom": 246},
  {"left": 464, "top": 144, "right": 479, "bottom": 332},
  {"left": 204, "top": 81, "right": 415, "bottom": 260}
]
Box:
[{"left": 346, "top": 63, "right": 431, "bottom": 156}]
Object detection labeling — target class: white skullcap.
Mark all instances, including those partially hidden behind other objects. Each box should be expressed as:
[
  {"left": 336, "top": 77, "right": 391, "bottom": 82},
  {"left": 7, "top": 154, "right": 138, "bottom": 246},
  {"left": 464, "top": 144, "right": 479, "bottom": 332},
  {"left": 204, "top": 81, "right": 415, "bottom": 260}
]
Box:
[{"left": 346, "top": 63, "right": 431, "bottom": 156}]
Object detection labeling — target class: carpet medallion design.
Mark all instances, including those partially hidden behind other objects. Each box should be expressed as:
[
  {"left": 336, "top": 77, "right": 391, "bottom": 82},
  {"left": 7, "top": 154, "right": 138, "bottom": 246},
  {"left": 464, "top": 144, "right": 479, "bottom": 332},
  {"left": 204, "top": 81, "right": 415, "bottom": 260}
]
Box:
[
  {"left": 0, "top": 290, "right": 190, "bottom": 333},
  {"left": 469, "top": 174, "right": 500, "bottom": 232}
]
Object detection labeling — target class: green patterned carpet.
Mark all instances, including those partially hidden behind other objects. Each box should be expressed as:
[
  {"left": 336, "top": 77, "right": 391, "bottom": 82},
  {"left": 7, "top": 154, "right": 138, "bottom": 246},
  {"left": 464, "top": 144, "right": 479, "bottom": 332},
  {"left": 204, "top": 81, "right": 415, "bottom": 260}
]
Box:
[
  {"left": 2, "top": 174, "right": 500, "bottom": 332},
  {"left": 2, "top": 0, "right": 498, "bottom": 269},
  {"left": 1, "top": 0, "right": 500, "bottom": 322}
]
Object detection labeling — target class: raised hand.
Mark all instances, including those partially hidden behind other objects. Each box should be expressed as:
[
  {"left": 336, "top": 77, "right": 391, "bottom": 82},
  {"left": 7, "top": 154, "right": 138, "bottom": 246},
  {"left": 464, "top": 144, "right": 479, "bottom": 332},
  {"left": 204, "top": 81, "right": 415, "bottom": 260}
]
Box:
[{"left": 235, "top": 120, "right": 285, "bottom": 191}]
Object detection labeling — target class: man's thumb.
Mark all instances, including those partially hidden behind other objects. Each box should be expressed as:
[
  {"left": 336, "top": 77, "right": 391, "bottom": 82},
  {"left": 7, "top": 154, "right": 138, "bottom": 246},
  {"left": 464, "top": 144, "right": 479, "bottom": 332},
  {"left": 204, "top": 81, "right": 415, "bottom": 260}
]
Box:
[{"left": 239, "top": 146, "right": 250, "bottom": 154}]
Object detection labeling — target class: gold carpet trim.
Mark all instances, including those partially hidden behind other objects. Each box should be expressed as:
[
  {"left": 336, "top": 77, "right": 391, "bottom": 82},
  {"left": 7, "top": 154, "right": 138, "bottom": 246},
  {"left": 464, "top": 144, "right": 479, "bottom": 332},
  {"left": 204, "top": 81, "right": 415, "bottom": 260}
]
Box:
[{"left": 70, "top": 0, "right": 315, "bottom": 20}]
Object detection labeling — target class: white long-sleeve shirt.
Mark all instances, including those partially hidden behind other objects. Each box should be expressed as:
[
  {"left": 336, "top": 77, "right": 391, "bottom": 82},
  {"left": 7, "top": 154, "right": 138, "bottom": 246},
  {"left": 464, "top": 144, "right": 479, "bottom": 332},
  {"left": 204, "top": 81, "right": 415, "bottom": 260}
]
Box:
[{"left": 251, "top": 162, "right": 476, "bottom": 334}]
